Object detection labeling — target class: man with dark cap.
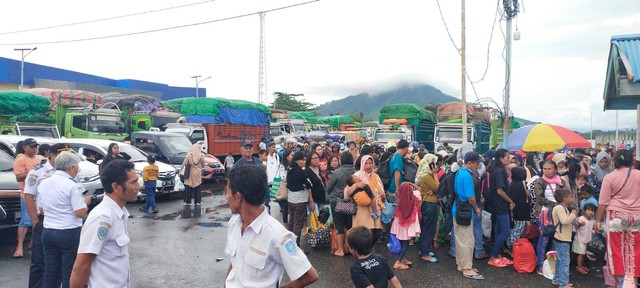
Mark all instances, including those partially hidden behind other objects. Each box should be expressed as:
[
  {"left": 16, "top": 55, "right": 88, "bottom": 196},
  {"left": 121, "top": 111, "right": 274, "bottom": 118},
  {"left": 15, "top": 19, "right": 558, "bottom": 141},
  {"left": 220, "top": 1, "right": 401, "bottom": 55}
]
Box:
[
  {"left": 232, "top": 140, "right": 262, "bottom": 169},
  {"left": 24, "top": 143, "right": 71, "bottom": 287},
  {"left": 13, "top": 138, "right": 41, "bottom": 259}
]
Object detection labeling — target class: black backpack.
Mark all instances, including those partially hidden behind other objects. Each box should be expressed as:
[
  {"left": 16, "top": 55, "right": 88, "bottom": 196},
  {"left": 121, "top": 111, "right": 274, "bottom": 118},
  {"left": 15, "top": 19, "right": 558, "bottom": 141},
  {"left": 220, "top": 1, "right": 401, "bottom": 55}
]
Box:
[
  {"left": 437, "top": 170, "right": 458, "bottom": 210},
  {"left": 377, "top": 159, "right": 391, "bottom": 189}
]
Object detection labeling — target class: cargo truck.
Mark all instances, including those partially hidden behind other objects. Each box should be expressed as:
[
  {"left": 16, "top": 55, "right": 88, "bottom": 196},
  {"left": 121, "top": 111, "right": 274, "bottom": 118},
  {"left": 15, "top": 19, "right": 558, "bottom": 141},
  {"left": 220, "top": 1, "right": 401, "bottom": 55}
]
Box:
[
  {"left": 378, "top": 104, "right": 438, "bottom": 152},
  {"left": 433, "top": 121, "right": 491, "bottom": 154}
]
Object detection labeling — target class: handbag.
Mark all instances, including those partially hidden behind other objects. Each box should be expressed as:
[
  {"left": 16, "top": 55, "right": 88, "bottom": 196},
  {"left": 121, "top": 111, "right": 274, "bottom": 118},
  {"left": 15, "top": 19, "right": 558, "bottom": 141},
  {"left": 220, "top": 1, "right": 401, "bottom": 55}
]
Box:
[
  {"left": 275, "top": 181, "right": 288, "bottom": 200},
  {"left": 307, "top": 210, "right": 331, "bottom": 247},
  {"left": 179, "top": 158, "right": 191, "bottom": 180},
  {"left": 455, "top": 190, "right": 473, "bottom": 226},
  {"left": 335, "top": 198, "right": 357, "bottom": 215},
  {"left": 403, "top": 158, "right": 418, "bottom": 183},
  {"left": 270, "top": 168, "right": 283, "bottom": 198}
]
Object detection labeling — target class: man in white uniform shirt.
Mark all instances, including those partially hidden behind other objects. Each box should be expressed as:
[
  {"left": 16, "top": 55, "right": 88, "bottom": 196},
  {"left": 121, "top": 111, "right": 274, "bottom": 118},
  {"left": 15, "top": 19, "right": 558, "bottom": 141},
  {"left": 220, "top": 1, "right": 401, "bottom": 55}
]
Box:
[
  {"left": 70, "top": 159, "right": 140, "bottom": 288},
  {"left": 39, "top": 151, "right": 90, "bottom": 288},
  {"left": 24, "top": 143, "right": 70, "bottom": 288},
  {"left": 225, "top": 165, "right": 319, "bottom": 288}
]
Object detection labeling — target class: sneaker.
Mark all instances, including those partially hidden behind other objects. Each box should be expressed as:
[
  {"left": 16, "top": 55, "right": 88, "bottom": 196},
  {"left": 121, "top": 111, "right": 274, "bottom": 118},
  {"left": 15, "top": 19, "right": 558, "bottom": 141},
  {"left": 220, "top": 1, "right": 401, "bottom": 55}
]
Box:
[
  {"left": 138, "top": 207, "right": 148, "bottom": 213},
  {"left": 152, "top": 208, "right": 160, "bottom": 214}
]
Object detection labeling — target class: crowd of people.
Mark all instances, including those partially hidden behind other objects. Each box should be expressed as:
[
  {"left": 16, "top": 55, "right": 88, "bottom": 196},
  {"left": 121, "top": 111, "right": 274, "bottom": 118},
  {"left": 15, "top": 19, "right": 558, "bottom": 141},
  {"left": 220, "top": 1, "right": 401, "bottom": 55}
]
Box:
[
  {"left": 8, "top": 135, "right": 640, "bottom": 287},
  {"left": 257, "top": 137, "right": 640, "bottom": 288}
]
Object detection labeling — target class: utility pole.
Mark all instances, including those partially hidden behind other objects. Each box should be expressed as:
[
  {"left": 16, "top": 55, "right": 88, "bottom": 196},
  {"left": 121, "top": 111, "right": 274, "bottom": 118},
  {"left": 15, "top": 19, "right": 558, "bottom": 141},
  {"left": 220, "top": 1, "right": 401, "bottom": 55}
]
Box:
[
  {"left": 503, "top": 0, "right": 518, "bottom": 148},
  {"left": 615, "top": 110, "right": 619, "bottom": 147},
  {"left": 258, "top": 12, "right": 267, "bottom": 105},
  {"left": 461, "top": 0, "right": 467, "bottom": 145}
]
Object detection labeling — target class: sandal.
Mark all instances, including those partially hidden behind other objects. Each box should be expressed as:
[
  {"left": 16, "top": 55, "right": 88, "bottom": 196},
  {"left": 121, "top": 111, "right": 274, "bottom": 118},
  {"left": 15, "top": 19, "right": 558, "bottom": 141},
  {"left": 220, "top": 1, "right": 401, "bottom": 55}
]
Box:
[
  {"left": 462, "top": 273, "right": 485, "bottom": 280},
  {"left": 474, "top": 252, "right": 489, "bottom": 259},
  {"left": 421, "top": 256, "right": 438, "bottom": 263},
  {"left": 488, "top": 258, "right": 508, "bottom": 268},
  {"left": 457, "top": 266, "right": 479, "bottom": 272},
  {"left": 499, "top": 257, "right": 513, "bottom": 265},
  {"left": 13, "top": 252, "right": 24, "bottom": 258},
  {"left": 576, "top": 267, "right": 588, "bottom": 275},
  {"left": 393, "top": 263, "right": 410, "bottom": 270}
]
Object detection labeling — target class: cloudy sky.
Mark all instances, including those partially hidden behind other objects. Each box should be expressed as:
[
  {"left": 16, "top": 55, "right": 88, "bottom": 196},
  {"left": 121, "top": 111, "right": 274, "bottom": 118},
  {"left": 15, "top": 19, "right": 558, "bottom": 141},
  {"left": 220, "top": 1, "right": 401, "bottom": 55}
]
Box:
[{"left": 1, "top": 0, "right": 639, "bottom": 131}]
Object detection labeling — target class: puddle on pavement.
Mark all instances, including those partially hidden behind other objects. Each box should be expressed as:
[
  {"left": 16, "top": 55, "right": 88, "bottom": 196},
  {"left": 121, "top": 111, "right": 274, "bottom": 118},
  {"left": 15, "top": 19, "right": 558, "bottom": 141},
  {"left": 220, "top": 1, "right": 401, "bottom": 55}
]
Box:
[
  {"left": 145, "top": 205, "right": 230, "bottom": 228},
  {"left": 199, "top": 222, "right": 223, "bottom": 228}
]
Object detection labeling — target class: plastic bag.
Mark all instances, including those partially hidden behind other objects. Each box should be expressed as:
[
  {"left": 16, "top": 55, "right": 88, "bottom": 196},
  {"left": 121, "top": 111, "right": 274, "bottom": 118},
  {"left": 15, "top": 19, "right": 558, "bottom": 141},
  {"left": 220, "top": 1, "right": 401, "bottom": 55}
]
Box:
[
  {"left": 482, "top": 210, "right": 492, "bottom": 238},
  {"left": 542, "top": 251, "right": 557, "bottom": 280},
  {"left": 381, "top": 199, "right": 395, "bottom": 224},
  {"left": 174, "top": 174, "right": 185, "bottom": 191},
  {"left": 587, "top": 234, "right": 605, "bottom": 258},
  {"left": 513, "top": 238, "right": 536, "bottom": 273},
  {"left": 387, "top": 234, "right": 401, "bottom": 255}
]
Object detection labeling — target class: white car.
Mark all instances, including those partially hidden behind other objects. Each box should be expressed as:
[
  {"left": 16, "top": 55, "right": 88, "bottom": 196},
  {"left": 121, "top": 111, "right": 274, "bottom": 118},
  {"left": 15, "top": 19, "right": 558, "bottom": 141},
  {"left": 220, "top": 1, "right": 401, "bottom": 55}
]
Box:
[
  {"left": 0, "top": 135, "right": 103, "bottom": 205},
  {"left": 62, "top": 139, "right": 178, "bottom": 198}
]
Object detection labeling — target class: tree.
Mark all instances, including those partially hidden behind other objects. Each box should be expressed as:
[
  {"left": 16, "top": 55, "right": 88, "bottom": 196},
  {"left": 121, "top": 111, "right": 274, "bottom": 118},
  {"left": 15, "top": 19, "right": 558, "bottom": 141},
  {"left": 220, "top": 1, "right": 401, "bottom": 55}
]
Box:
[
  {"left": 270, "top": 92, "right": 314, "bottom": 111},
  {"left": 348, "top": 113, "right": 364, "bottom": 123}
]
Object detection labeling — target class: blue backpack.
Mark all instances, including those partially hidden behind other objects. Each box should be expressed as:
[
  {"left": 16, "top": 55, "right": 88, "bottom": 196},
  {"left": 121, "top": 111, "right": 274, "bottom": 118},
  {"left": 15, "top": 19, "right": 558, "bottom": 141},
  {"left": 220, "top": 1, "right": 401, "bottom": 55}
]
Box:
[{"left": 387, "top": 234, "right": 401, "bottom": 255}]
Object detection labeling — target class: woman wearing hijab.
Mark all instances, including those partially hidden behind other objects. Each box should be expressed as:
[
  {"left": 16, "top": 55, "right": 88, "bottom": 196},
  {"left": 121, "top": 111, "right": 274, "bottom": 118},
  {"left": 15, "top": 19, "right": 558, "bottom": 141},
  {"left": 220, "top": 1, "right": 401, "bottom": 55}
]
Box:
[
  {"left": 532, "top": 160, "right": 571, "bottom": 274},
  {"left": 416, "top": 154, "right": 440, "bottom": 263},
  {"left": 506, "top": 166, "right": 530, "bottom": 250},
  {"left": 352, "top": 155, "right": 385, "bottom": 243},
  {"left": 99, "top": 142, "right": 131, "bottom": 172},
  {"left": 390, "top": 182, "right": 421, "bottom": 270},
  {"left": 593, "top": 151, "right": 612, "bottom": 194},
  {"left": 183, "top": 142, "right": 205, "bottom": 206}
]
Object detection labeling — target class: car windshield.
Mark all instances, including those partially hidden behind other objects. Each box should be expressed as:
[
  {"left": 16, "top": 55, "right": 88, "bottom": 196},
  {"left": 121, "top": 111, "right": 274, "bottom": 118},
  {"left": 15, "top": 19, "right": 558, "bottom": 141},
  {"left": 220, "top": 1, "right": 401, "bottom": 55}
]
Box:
[
  {"left": 0, "top": 150, "right": 14, "bottom": 171},
  {"left": 104, "top": 144, "right": 147, "bottom": 162},
  {"left": 157, "top": 136, "right": 193, "bottom": 156},
  {"left": 88, "top": 114, "right": 126, "bottom": 134}
]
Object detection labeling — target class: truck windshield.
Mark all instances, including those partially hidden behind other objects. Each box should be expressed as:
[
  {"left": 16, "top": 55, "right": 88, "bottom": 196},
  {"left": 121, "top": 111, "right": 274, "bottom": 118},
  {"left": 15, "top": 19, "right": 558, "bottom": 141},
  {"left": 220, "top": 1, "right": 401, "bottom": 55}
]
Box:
[
  {"left": 158, "top": 136, "right": 193, "bottom": 156},
  {"left": 270, "top": 126, "right": 281, "bottom": 136},
  {"left": 293, "top": 123, "right": 306, "bottom": 133},
  {"left": 374, "top": 132, "right": 405, "bottom": 141},
  {"left": 88, "top": 115, "right": 126, "bottom": 134},
  {"left": 435, "top": 130, "right": 472, "bottom": 144},
  {"left": 19, "top": 127, "right": 59, "bottom": 138},
  {"left": 152, "top": 116, "right": 178, "bottom": 131}
]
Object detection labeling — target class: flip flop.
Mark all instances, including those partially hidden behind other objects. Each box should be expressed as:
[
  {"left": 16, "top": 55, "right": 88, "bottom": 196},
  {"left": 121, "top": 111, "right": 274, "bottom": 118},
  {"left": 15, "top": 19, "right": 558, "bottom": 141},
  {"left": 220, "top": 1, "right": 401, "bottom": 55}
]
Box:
[
  {"left": 475, "top": 252, "right": 489, "bottom": 259},
  {"left": 13, "top": 253, "right": 24, "bottom": 258},
  {"left": 428, "top": 252, "right": 435, "bottom": 257},
  {"left": 457, "top": 267, "right": 479, "bottom": 272},
  {"left": 462, "top": 273, "right": 485, "bottom": 280},
  {"left": 393, "top": 263, "right": 410, "bottom": 270},
  {"left": 499, "top": 257, "right": 514, "bottom": 265}
]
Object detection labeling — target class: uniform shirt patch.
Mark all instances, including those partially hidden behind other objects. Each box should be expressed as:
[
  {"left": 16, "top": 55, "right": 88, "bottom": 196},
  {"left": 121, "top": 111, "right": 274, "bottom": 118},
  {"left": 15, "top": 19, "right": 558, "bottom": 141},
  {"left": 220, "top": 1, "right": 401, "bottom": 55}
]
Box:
[
  {"left": 28, "top": 174, "right": 37, "bottom": 186},
  {"left": 97, "top": 222, "right": 111, "bottom": 241},
  {"left": 284, "top": 239, "right": 297, "bottom": 256}
]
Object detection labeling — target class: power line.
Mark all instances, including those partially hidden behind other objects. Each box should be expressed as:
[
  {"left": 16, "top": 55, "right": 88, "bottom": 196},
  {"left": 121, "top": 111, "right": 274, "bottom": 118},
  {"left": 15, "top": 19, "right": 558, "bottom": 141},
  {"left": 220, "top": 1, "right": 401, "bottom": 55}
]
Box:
[
  {"left": 471, "top": 0, "right": 500, "bottom": 84},
  {"left": 0, "top": 0, "right": 216, "bottom": 36},
  {"left": 0, "top": 0, "right": 319, "bottom": 46},
  {"left": 435, "top": 0, "right": 460, "bottom": 52}
]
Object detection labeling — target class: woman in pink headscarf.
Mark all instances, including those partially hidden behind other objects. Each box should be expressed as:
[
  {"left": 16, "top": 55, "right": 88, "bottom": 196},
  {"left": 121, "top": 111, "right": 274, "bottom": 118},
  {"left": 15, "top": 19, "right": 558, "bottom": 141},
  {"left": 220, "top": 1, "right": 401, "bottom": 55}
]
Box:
[
  {"left": 390, "top": 182, "right": 421, "bottom": 270},
  {"left": 351, "top": 155, "right": 385, "bottom": 243}
]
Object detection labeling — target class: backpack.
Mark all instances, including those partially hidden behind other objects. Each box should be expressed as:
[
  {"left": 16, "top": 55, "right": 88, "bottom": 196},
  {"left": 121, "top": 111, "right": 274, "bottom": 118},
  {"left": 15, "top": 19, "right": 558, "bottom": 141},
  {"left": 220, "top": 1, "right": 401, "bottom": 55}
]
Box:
[
  {"left": 377, "top": 159, "right": 391, "bottom": 189},
  {"left": 541, "top": 208, "right": 561, "bottom": 237},
  {"left": 387, "top": 234, "right": 401, "bottom": 255},
  {"left": 513, "top": 238, "right": 536, "bottom": 273},
  {"left": 437, "top": 170, "right": 458, "bottom": 210}
]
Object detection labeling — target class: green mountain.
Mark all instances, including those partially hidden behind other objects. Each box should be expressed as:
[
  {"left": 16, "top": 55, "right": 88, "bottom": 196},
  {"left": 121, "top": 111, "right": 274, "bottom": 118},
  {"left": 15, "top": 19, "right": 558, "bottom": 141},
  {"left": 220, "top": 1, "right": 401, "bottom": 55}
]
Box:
[
  {"left": 313, "top": 84, "right": 539, "bottom": 125},
  {"left": 314, "top": 84, "right": 458, "bottom": 121}
]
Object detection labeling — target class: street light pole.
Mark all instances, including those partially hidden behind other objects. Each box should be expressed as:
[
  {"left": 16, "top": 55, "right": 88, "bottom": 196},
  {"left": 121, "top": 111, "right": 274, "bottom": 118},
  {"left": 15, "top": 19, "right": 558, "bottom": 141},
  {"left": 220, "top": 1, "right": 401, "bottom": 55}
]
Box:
[
  {"left": 191, "top": 75, "right": 211, "bottom": 98},
  {"left": 14, "top": 47, "right": 37, "bottom": 89}
]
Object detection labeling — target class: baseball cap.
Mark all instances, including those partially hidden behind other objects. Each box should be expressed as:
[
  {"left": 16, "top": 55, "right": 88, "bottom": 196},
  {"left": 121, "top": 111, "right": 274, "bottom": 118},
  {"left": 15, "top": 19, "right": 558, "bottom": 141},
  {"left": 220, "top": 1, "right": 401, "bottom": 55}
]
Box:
[
  {"left": 23, "top": 138, "right": 39, "bottom": 147},
  {"left": 50, "top": 143, "right": 71, "bottom": 154},
  {"left": 268, "top": 142, "right": 276, "bottom": 147},
  {"left": 464, "top": 151, "right": 480, "bottom": 163},
  {"left": 240, "top": 140, "right": 253, "bottom": 148}
]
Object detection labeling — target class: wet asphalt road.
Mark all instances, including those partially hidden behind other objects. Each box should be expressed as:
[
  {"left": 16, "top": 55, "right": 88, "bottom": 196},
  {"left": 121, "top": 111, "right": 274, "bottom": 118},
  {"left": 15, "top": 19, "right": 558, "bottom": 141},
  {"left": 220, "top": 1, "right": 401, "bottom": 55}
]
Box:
[{"left": 0, "top": 179, "right": 607, "bottom": 287}]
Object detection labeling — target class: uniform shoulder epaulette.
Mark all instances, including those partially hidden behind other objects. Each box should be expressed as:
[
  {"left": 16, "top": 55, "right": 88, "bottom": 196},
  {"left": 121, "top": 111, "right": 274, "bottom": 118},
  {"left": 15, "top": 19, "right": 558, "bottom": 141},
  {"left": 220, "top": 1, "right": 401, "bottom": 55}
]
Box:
[{"left": 32, "top": 163, "right": 45, "bottom": 171}]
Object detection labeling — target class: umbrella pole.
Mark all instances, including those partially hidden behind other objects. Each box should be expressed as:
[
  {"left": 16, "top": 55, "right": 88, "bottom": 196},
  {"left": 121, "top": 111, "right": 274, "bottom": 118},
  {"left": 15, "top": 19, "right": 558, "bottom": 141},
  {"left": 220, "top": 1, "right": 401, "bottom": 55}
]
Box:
[{"left": 636, "top": 105, "right": 640, "bottom": 160}]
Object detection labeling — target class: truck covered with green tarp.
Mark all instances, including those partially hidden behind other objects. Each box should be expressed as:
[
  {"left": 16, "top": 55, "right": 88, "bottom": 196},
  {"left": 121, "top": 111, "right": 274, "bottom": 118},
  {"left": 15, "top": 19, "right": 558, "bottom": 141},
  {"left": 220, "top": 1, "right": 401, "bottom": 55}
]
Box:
[
  {"left": 288, "top": 111, "right": 322, "bottom": 124},
  {"left": 317, "top": 115, "right": 356, "bottom": 130},
  {"left": 378, "top": 104, "right": 437, "bottom": 152},
  {"left": 0, "top": 91, "right": 60, "bottom": 137}
]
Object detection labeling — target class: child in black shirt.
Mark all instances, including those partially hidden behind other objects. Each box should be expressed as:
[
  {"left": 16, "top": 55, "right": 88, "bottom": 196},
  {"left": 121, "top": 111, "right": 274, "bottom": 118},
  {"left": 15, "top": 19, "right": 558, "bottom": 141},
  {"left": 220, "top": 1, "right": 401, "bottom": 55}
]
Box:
[{"left": 347, "top": 226, "right": 402, "bottom": 288}]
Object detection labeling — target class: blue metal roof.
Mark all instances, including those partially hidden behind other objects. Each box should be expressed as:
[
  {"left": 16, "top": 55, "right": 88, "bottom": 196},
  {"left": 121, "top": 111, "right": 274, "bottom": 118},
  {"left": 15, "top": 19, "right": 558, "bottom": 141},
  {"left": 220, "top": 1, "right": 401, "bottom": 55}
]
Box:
[{"left": 611, "top": 34, "right": 640, "bottom": 82}]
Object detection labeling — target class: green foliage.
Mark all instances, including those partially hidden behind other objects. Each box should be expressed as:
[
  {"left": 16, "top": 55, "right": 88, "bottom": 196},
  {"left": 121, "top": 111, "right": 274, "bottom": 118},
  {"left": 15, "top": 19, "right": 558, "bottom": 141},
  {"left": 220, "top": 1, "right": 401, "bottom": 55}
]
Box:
[
  {"left": 348, "top": 113, "right": 364, "bottom": 123},
  {"left": 271, "top": 92, "right": 314, "bottom": 111}
]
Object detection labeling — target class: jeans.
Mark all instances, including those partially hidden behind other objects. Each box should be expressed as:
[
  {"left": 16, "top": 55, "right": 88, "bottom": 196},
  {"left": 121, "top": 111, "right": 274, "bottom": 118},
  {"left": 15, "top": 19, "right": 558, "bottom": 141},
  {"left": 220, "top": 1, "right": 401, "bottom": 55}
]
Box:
[
  {"left": 330, "top": 202, "right": 352, "bottom": 235},
  {"left": 142, "top": 181, "right": 158, "bottom": 210},
  {"left": 42, "top": 227, "right": 81, "bottom": 288},
  {"left": 419, "top": 202, "right": 438, "bottom": 256},
  {"left": 491, "top": 214, "right": 510, "bottom": 257},
  {"left": 398, "top": 240, "right": 410, "bottom": 261},
  {"left": 473, "top": 210, "right": 485, "bottom": 257},
  {"left": 29, "top": 215, "right": 45, "bottom": 288},
  {"left": 536, "top": 217, "right": 555, "bottom": 268},
  {"left": 553, "top": 240, "right": 570, "bottom": 286},
  {"left": 184, "top": 185, "right": 201, "bottom": 204},
  {"left": 443, "top": 207, "right": 453, "bottom": 239}
]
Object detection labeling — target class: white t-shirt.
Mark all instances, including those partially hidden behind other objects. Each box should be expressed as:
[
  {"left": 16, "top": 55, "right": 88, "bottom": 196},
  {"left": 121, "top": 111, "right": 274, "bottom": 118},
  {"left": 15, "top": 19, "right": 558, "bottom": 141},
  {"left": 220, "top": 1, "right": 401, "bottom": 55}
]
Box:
[
  {"left": 225, "top": 209, "right": 312, "bottom": 288},
  {"left": 39, "top": 171, "right": 87, "bottom": 229},
  {"left": 541, "top": 184, "right": 557, "bottom": 211},
  {"left": 266, "top": 153, "right": 280, "bottom": 184},
  {"left": 224, "top": 155, "right": 235, "bottom": 168}
]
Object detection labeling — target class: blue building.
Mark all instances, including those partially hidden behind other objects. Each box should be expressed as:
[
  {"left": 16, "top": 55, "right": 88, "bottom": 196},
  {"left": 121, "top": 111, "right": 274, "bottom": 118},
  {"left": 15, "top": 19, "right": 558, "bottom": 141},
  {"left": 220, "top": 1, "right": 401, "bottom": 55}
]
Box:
[{"left": 0, "top": 57, "right": 203, "bottom": 100}]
